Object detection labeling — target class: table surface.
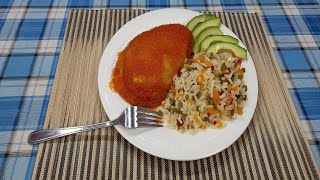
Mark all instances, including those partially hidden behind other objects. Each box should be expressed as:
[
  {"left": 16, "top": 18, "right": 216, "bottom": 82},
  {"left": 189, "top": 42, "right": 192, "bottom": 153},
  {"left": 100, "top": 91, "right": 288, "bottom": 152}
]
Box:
[{"left": 0, "top": 0, "right": 319, "bottom": 179}]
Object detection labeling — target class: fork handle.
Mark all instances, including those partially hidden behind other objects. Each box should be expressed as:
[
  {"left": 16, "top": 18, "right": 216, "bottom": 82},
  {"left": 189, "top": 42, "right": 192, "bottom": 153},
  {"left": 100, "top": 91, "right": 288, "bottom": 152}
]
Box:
[{"left": 28, "top": 120, "right": 118, "bottom": 144}]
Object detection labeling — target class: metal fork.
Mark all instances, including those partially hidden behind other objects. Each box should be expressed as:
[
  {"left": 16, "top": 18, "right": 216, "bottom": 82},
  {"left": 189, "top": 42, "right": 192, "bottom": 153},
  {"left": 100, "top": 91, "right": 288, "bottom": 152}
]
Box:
[{"left": 28, "top": 106, "right": 163, "bottom": 144}]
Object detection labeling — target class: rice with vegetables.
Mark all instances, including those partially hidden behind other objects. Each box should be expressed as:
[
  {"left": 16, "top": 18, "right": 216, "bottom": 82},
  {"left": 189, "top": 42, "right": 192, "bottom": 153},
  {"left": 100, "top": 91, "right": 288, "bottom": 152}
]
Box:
[{"left": 158, "top": 52, "right": 248, "bottom": 133}]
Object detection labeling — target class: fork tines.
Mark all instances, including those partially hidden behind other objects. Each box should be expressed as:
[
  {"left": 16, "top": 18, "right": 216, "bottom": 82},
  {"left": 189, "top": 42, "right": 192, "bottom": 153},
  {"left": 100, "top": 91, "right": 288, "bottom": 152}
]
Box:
[
  {"left": 135, "top": 106, "right": 163, "bottom": 127},
  {"left": 136, "top": 107, "right": 162, "bottom": 117}
]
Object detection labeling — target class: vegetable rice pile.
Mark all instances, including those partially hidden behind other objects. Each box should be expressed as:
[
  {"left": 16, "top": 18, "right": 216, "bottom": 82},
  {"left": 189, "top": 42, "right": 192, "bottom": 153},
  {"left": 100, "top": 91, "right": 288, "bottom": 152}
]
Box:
[{"left": 158, "top": 52, "right": 248, "bottom": 133}]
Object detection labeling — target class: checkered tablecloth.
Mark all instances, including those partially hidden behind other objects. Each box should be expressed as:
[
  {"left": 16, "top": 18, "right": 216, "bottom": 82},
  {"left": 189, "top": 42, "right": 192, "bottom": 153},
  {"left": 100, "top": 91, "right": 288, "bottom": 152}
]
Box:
[{"left": 0, "top": 0, "right": 319, "bottom": 179}]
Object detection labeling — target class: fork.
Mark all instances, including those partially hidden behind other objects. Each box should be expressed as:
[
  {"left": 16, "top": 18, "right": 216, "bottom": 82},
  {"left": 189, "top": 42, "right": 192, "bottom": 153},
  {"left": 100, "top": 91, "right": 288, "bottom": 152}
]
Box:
[{"left": 28, "top": 106, "right": 163, "bottom": 144}]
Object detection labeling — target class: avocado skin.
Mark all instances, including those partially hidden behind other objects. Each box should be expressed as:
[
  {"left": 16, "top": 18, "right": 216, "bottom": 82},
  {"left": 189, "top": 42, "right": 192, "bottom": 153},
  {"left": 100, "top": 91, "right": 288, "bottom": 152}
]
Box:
[
  {"left": 200, "top": 35, "right": 239, "bottom": 52},
  {"left": 207, "top": 42, "right": 247, "bottom": 59}
]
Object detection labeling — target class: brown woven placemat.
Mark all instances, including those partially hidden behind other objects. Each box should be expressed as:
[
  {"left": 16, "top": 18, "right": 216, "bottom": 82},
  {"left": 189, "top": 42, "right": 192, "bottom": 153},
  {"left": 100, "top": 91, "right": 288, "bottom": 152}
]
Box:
[{"left": 32, "top": 9, "right": 320, "bottom": 180}]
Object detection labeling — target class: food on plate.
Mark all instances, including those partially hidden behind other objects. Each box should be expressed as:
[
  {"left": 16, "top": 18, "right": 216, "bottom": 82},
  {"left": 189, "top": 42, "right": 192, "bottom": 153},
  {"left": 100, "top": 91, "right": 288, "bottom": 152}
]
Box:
[
  {"left": 207, "top": 42, "right": 247, "bottom": 59},
  {"left": 200, "top": 35, "right": 239, "bottom": 52},
  {"left": 158, "top": 52, "right": 248, "bottom": 132},
  {"left": 192, "top": 17, "right": 221, "bottom": 38},
  {"left": 193, "top": 27, "right": 223, "bottom": 53},
  {"left": 110, "top": 24, "right": 194, "bottom": 108},
  {"left": 156, "top": 13, "right": 249, "bottom": 133},
  {"left": 186, "top": 14, "right": 215, "bottom": 31},
  {"left": 186, "top": 13, "right": 248, "bottom": 60},
  {"left": 109, "top": 13, "right": 249, "bottom": 133}
]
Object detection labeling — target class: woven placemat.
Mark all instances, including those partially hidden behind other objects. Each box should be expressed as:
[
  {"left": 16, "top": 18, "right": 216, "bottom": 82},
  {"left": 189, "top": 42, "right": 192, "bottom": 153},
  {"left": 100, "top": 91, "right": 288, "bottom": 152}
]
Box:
[{"left": 32, "top": 9, "right": 320, "bottom": 179}]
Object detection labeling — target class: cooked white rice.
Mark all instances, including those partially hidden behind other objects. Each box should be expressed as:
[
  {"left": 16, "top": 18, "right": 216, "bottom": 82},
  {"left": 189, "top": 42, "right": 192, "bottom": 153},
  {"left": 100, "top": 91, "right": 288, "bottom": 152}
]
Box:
[{"left": 158, "top": 52, "right": 248, "bottom": 133}]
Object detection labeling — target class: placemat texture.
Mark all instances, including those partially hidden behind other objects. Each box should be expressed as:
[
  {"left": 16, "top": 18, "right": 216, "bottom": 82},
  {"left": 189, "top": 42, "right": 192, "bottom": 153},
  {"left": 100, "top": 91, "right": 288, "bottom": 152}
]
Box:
[{"left": 32, "top": 9, "right": 320, "bottom": 180}]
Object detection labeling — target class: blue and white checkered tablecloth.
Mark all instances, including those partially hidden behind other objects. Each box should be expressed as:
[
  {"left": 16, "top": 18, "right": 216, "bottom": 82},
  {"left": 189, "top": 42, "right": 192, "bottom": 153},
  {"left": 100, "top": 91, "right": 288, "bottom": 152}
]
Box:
[{"left": 0, "top": 0, "right": 319, "bottom": 179}]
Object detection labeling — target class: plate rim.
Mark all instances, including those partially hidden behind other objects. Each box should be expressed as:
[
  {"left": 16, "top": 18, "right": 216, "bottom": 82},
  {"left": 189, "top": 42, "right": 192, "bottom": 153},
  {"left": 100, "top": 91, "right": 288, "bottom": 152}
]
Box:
[{"left": 98, "top": 8, "right": 259, "bottom": 161}]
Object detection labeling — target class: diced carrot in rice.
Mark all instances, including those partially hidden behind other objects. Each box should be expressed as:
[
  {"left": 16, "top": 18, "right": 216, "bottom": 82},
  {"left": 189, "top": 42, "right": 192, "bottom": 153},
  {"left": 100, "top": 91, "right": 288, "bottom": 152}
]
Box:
[
  {"left": 238, "top": 68, "right": 244, "bottom": 79},
  {"left": 237, "top": 106, "right": 243, "bottom": 115},
  {"left": 217, "top": 120, "right": 223, "bottom": 128},
  {"left": 232, "top": 85, "right": 238, "bottom": 92},
  {"left": 200, "top": 84, "right": 205, "bottom": 91},
  {"left": 196, "top": 75, "right": 203, "bottom": 84},
  {"left": 199, "top": 55, "right": 205, "bottom": 62},
  {"left": 207, "top": 108, "right": 215, "bottom": 116},
  {"left": 213, "top": 89, "right": 220, "bottom": 104},
  {"left": 175, "top": 93, "right": 184, "bottom": 98},
  {"left": 194, "top": 114, "right": 200, "bottom": 124},
  {"left": 227, "top": 84, "right": 232, "bottom": 92},
  {"left": 204, "top": 59, "right": 212, "bottom": 67}
]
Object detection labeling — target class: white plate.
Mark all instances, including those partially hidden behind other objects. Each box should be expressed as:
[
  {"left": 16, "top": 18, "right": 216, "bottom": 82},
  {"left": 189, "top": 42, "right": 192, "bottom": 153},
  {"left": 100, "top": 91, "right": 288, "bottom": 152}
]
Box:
[{"left": 98, "top": 8, "right": 258, "bottom": 161}]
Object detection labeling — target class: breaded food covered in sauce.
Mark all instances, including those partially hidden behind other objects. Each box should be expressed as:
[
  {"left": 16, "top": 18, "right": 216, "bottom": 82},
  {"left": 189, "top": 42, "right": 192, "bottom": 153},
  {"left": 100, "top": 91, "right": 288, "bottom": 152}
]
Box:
[{"left": 110, "top": 24, "right": 194, "bottom": 108}]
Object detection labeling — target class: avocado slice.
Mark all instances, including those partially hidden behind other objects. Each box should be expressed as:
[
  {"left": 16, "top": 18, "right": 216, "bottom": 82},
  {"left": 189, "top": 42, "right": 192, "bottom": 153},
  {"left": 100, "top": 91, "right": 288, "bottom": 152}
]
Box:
[
  {"left": 192, "top": 17, "right": 221, "bottom": 38},
  {"left": 207, "top": 42, "right": 247, "bottom": 59},
  {"left": 186, "top": 14, "right": 215, "bottom": 31},
  {"left": 200, "top": 35, "right": 239, "bottom": 52},
  {"left": 193, "top": 27, "right": 223, "bottom": 53}
]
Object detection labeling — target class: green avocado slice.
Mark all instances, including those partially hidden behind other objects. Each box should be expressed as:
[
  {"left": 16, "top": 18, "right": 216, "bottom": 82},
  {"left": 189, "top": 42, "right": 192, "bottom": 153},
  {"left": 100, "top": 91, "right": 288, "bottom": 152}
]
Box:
[
  {"left": 207, "top": 42, "right": 247, "bottom": 59},
  {"left": 192, "top": 17, "right": 221, "bottom": 38},
  {"left": 200, "top": 35, "right": 239, "bottom": 52},
  {"left": 193, "top": 27, "right": 223, "bottom": 53},
  {"left": 186, "top": 14, "right": 215, "bottom": 31}
]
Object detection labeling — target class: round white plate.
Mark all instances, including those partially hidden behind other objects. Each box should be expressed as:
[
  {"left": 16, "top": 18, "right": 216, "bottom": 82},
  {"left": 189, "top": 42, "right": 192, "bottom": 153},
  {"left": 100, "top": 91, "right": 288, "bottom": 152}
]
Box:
[{"left": 98, "top": 8, "right": 258, "bottom": 161}]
